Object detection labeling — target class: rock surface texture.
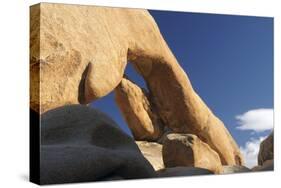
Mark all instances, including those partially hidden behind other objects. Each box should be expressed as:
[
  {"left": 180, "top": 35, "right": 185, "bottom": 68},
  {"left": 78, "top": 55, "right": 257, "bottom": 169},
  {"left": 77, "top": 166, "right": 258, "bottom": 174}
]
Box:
[
  {"left": 258, "top": 132, "right": 273, "bottom": 166},
  {"left": 136, "top": 141, "right": 164, "bottom": 170},
  {"left": 40, "top": 105, "right": 156, "bottom": 184},
  {"left": 252, "top": 160, "right": 274, "bottom": 172},
  {"left": 162, "top": 133, "right": 223, "bottom": 174},
  {"left": 222, "top": 165, "right": 251, "bottom": 174},
  {"left": 30, "top": 3, "right": 243, "bottom": 166},
  {"left": 251, "top": 132, "right": 274, "bottom": 172},
  {"left": 115, "top": 77, "right": 164, "bottom": 141},
  {"left": 157, "top": 167, "right": 213, "bottom": 177}
]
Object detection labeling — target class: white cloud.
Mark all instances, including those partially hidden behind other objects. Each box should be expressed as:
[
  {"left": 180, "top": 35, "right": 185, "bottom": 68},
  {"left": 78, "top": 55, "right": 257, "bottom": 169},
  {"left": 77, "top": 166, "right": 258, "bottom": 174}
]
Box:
[
  {"left": 236, "top": 108, "right": 273, "bottom": 132},
  {"left": 240, "top": 137, "right": 265, "bottom": 168}
]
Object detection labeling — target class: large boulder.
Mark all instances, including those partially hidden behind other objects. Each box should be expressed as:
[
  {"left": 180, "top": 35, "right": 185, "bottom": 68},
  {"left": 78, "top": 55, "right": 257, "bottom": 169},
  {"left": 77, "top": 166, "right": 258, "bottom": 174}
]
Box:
[
  {"left": 40, "top": 105, "right": 156, "bottom": 184},
  {"left": 162, "top": 133, "right": 223, "bottom": 174},
  {"left": 30, "top": 3, "right": 243, "bottom": 165},
  {"left": 136, "top": 141, "right": 164, "bottom": 170},
  {"left": 157, "top": 167, "right": 213, "bottom": 177},
  {"left": 115, "top": 77, "right": 164, "bottom": 141},
  {"left": 258, "top": 132, "right": 273, "bottom": 166}
]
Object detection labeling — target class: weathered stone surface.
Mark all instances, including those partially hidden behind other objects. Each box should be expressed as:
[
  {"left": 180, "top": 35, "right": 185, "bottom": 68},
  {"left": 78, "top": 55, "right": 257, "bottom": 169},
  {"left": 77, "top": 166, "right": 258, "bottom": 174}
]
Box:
[
  {"left": 157, "top": 127, "right": 173, "bottom": 144},
  {"left": 136, "top": 141, "right": 164, "bottom": 170},
  {"left": 157, "top": 167, "right": 213, "bottom": 177},
  {"left": 162, "top": 133, "right": 223, "bottom": 174},
  {"left": 30, "top": 3, "right": 243, "bottom": 165},
  {"left": 222, "top": 165, "right": 251, "bottom": 174},
  {"left": 258, "top": 132, "right": 273, "bottom": 166},
  {"left": 40, "top": 105, "right": 156, "bottom": 184},
  {"left": 252, "top": 160, "right": 274, "bottom": 172},
  {"left": 251, "top": 132, "right": 274, "bottom": 172},
  {"left": 115, "top": 77, "right": 164, "bottom": 141},
  {"left": 30, "top": 3, "right": 169, "bottom": 113}
]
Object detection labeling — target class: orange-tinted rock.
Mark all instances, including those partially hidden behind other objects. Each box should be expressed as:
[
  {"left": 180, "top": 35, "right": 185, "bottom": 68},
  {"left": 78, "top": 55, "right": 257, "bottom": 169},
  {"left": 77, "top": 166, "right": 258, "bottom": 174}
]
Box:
[
  {"left": 115, "top": 77, "right": 163, "bottom": 141},
  {"left": 162, "top": 133, "right": 223, "bottom": 174}
]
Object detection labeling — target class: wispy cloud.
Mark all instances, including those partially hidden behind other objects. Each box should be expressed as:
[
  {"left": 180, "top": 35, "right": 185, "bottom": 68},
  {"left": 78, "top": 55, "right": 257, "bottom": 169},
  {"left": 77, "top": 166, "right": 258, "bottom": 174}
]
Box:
[
  {"left": 236, "top": 108, "right": 273, "bottom": 132},
  {"left": 240, "top": 137, "right": 265, "bottom": 168},
  {"left": 235, "top": 108, "right": 273, "bottom": 167}
]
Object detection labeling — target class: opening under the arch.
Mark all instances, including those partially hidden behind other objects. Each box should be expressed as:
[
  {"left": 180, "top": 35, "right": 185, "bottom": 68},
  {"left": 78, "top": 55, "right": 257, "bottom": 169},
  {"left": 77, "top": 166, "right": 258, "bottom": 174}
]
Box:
[{"left": 90, "top": 91, "right": 133, "bottom": 137}]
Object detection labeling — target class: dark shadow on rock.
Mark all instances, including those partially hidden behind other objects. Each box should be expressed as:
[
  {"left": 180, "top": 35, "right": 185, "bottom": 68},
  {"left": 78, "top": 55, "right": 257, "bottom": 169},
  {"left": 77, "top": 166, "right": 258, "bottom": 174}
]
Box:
[{"left": 78, "top": 63, "right": 90, "bottom": 104}]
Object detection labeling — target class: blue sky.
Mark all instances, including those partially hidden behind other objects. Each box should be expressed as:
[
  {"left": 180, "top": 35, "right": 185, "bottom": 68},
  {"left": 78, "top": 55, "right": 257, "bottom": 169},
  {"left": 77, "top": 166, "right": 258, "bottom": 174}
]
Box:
[{"left": 91, "top": 10, "right": 273, "bottom": 167}]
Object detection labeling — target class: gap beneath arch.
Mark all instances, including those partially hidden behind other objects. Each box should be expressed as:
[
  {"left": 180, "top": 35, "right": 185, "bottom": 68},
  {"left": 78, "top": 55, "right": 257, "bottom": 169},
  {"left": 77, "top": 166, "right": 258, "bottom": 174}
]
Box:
[
  {"left": 90, "top": 91, "right": 132, "bottom": 136},
  {"left": 90, "top": 61, "right": 148, "bottom": 137},
  {"left": 125, "top": 62, "right": 148, "bottom": 90}
]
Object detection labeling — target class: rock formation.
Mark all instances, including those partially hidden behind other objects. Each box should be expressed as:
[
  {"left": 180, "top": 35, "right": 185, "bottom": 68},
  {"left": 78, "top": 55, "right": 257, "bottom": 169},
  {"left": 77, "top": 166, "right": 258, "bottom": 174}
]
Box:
[
  {"left": 30, "top": 3, "right": 244, "bottom": 180},
  {"left": 251, "top": 132, "right": 274, "bottom": 172},
  {"left": 40, "top": 105, "right": 156, "bottom": 184},
  {"left": 115, "top": 77, "right": 164, "bottom": 141},
  {"left": 136, "top": 141, "right": 164, "bottom": 170},
  {"left": 258, "top": 132, "right": 273, "bottom": 166},
  {"left": 252, "top": 160, "right": 273, "bottom": 171},
  {"left": 162, "top": 133, "right": 223, "bottom": 174}
]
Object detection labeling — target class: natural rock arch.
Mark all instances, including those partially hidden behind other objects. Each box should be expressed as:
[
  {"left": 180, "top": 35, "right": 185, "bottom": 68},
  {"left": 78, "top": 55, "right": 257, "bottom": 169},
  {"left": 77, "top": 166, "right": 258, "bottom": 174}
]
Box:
[{"left": 30, "top": 3, "right": 243, "bottom": 166}]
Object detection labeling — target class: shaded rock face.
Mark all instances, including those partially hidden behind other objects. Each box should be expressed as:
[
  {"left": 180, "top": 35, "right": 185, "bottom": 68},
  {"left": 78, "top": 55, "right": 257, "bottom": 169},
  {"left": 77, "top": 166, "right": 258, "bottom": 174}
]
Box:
[
  {"left": 115, "top": 77, "right": 164, "bottom": 141},
  {"left": 40, "top": 105, "right": 156, "bottom": 184},
  {"left": 157, "top": 167, "right": 213, "bottom": 178},
  {"left": 136, "top": 141, "right": 164, "bottom": 170},
  {"left": 30, "top": 3, "right": 243, "bottom": 166},
  {"left": 252, "top": 160, "right": 274, "bottom": 172},
  {"left": 157, "top": 127, "right": 173, "bottom": 144},
  {"left": 162, "top": 133, "right": 223, "bottom": 174},
  {"left": 258, "top": 132, "right": 273, "bottom": 166},
  {"left": 252, "top": 132, "right": 274, "bottom": 172},
  {"left": 222, "top": 165, "right": 251, "bottom": 174}
]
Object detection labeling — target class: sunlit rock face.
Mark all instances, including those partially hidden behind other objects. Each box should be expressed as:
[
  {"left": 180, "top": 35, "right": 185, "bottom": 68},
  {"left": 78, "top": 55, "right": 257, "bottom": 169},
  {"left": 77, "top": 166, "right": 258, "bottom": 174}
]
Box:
[
  {"left": 162, "top": 133, "right": 223, "bottom": 174},
  {"left": 115, "top": 77, "right": 164, "bottom": 141}
]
